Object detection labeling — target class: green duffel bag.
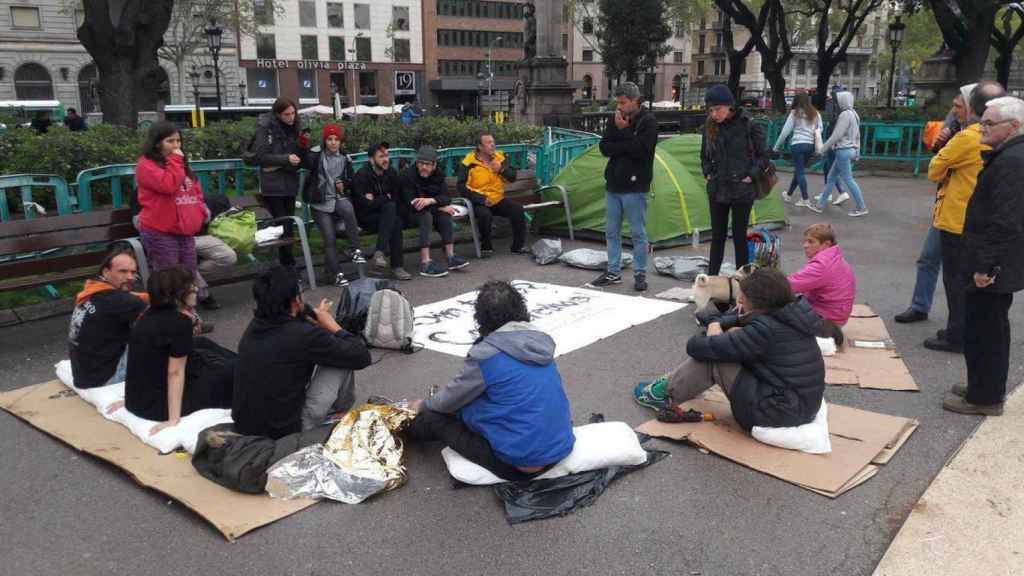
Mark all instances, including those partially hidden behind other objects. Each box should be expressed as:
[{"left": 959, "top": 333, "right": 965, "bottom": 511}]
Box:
[{"left": 208, "top": 208, "right": 257, "bottom": 256}]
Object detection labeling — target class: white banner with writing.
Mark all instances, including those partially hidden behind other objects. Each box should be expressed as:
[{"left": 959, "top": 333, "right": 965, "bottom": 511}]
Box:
[{"left": 413, "top": 280, "right": 686, "bottom": 358}]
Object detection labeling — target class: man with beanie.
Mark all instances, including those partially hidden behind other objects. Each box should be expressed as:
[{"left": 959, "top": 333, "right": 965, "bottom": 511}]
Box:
[
  {"left": 590, "top": 81, "right": 658, "bottom": 292},
  {"left": 401, "top": 145, "right": 469, "bottom": 277}
]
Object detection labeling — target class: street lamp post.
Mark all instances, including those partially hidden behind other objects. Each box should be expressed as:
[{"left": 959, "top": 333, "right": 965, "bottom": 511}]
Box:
[
  {"left": 188, "top": 66, "right": 201, "bottom": 127},
  {"left": 487, "top": 36, "right": 503, "bottom": 97},
  {"left": 205, "top": 19, "right": 224, "bottom": 112},
  {"left": 887, "top": 14, "right": 905, "bottom": 108},
  {"left": 348, "top": 46, "right": 358, "bottom": 121},
  {"left": 238, "top": 81, "right": 246, "bottom": 106}
]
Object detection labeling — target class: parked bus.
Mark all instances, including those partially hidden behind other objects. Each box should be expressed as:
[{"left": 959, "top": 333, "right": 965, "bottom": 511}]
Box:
[
  {"left": 163, "top": 104, "right": 270, "bottom": 128},
  {"left": 0, "top": 100, "right": 66, "bottom": 132}
]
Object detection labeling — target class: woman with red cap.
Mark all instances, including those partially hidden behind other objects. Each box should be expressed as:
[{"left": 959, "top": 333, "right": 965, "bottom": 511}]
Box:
[{"left": 301, "top": 123, "right": 361, "bottom": 285}]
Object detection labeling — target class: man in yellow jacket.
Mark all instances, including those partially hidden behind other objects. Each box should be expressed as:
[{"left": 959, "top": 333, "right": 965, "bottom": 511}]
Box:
[
  {"left": 924, "top": 81, "right": 1004, "bottom": 353},
  {"left": 456, "top": 132, "right": 526, "bottom": 256}
]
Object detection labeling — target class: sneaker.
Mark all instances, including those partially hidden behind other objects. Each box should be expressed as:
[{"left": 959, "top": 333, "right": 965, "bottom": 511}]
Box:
[
  {"left": 448, "top": 254, "right": 470, "bottom": 270},
  {"left": 588, "top": 272, "right": 622, "bottom": 287},
  {"left": 848, "top": 209, "right": 870, "bottom": 217},
  {"left": 942, "top": 394, "right": 1004, "bottom": 416},
  {"left": 951, "top": 384, "right": 967, "bottom": 398},
  {"left": 806, "top": 203, "right": 824, "bottom": 214},
  {"left": 372, "top": 250, "right": 388, "bottom": 269},
  {"left": 634, "top": 273, "right": 648, "bottom": 292},
  {"left": 633, "top": 379, "right": 672, "bottom": 411},
  {"left": 782, "top": 191, "right": 793, "bottom": 203},
  {"left": 392, "top": 267, "right": 412, "bottom": 281},
  {"left": 419, "top": 261, "right": 449, "bottom": 278},
  {"left": 345, "top": 247, "right": 365, "bottom": 263},
  {"left": 511, "top": 246, "right": 531, "bottom": 255},
  {"left": 480, "top": 248, "right": 494, "bottom": 259},
  {"left": 794, "top": 199, "right": 810, "bottom": 208},
  {"left": 199, "top": 295, "right": 221, "bottom": 311},
  {"left": 832, "top": 192, "right": 850, "bottom": 206},
  {"left": 334, "top": 273, "right": 349, "bottom": 286}
]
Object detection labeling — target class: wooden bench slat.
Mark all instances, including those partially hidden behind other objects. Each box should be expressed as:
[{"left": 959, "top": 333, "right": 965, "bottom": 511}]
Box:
[
  {"left": 0, "top": 223, "right": 138, "bottom": 257},
  {"left": 0, "top": 209, "right": 133, "bottom": 239},
  {"left": 0, "top": 265, "right": 95, "bottom": 291},
  {"left": 0, "top": 251, "right": 107, "bottom": 281}
]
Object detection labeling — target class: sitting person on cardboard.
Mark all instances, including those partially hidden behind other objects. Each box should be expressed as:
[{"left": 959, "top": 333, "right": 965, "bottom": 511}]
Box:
[
  {"left": 787, "top": 223, "right": 856, "bottom": 345},
  {"left": 233, "top": 266, "right": 372, "bottom": 440},
  {"left": 407, "top": 280, "right": 576, "bottom": 481},
  {"left": 634, "top": 268, "right": 825, "bottom": 430},
  {"left": 124, "top": 267, "right": 236, "bottom": 435}
]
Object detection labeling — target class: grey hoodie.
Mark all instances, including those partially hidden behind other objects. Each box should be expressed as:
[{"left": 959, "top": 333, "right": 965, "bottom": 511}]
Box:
[
  {"left": 822, "top": 91, "right": 860, "bottom": 152},
  {"left": 424, "top": 322, "right": 555, "bottom": 414}
]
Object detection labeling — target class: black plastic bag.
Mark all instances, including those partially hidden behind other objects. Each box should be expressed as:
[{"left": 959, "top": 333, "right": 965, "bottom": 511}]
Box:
[
  {"left": 335, "top": 277, "right": 396, "bottom": 335},
  {"left": 492, "top": 447, "right": 668, "bottom": 524}
]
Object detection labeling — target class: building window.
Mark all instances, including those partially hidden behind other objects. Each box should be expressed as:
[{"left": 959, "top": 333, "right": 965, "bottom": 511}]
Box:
[
  {"left": 675, "top": 22, "right": 685, "bottom": 38},
  {"left": 810, "top": 60, "right": 818, "bottom": 75},
  {"left": 582, "top": 50, "right": 593, "bottom": 62},
  {"left": 436, "top": 29, "right": 522, "bottom": 48},
  {"left": 392, "top": 6, "right": 410, "bottom": 31},
  {"left": 582, "top": 18, "right": 593, "bottom": 34},
  {"left": 438, "top": 60, "right": 517, "bottom": 77},
  {"left": 562, "top": 33, "right": 568, "bottom": 52},
  {"left": 700, "top": 17, "right": 706, "bottom": 30},
  {"left": 715, "top": 32, "right": 722, "bottom": 48},
  {"left": 256, "top": 33, "right": 277, "bottom": 59},
  {"left": 582, "top": 74, "right": 593, "bottom": 99},
  {"left": 14, "top": 63, "right": 53, "bottom": 100},
  {"left": 438, "top": 0, "right": 524, "bottom": 19},
  {"left": 301, "top": 35, "right": 318, "bottom": 60},
  {"left": 698, "top": 34, "right": 705, "bottom": 54},
  {"left": 254, "top": 0, "right": 274, "bottom": 26},
  {"left": 359, "top": 71, "right": 377, "bottom": 96},
  {"left": 673, "top": 51, "right": 683, "bottom": 64},
  {"left": 329, "top": 36, "right": 345, "bottom": 61},
  {"left": 393, "top": 38, "right": 411, "bottom": 62},
  {"left": 299, "top": 1, "right": 316, "bottom": 27},
  {"left": 797, "top": 59, "right": 806, "bottom": 75},
  {"left": 354, "top": 4, "right": 371, "bottom": 29},
  {"left": 298, "top": 69, "right": 318, "bottom": 100},
  {"left": 697, "top": 60, "right": 705, "bottom": 76},
  {"left": 330, "top": 72, "right": 347, "bottom": 97},
  {"left": 247, "top": 68, "right": 278, "bottom": 100},
  {"left": 854, "top": 60, "right": 863, "bottom": 76},
  {"left": 10, "top": 6, "right": 41, "bottom": 29},
  {"left": 713, "top": 60, "right": 722, "bottom": 75},
  {"left": 77, "top": 64, "right": 98, "bottom": 113},
  {"left": 327, "top": 3, "right": 344, "bottom": 28},
  {"left": 355, "top": 36, "right": 371, "bottom": 61}
]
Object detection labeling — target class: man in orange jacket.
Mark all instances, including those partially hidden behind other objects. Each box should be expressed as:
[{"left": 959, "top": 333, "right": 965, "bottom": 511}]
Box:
[{"left": 456, "top": 132, "right": 526, "bottom": 257}]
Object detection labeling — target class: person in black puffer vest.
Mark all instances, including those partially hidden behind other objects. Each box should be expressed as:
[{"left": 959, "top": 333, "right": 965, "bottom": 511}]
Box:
[
  {"left": 700, "top": 84, "right": 768, "bottom": 276},
  {"left": 634, "top": 268, "right": 825, "bottom": 430}
]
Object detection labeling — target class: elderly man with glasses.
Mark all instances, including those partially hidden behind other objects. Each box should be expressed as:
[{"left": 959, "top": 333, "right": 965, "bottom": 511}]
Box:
[
  {"left": 943, "top": 94, "right": 1024, "bottom": 416},
  {"left": 400, "top": 145, "right": 469, "bottom": 278}
]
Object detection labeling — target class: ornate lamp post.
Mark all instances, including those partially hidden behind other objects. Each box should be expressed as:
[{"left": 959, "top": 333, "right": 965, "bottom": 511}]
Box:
[
  {"left": 204, "top": 19, "right": 224, "bottom": 112},
  {"left": 188, "top": 66, "right": 201, "bottom": 127},
  {"left": 887, "top": 14, "right": 906, "bottom": 108},
  {"left": 238, "top": 81, "right": 247, "bottom": 106}
]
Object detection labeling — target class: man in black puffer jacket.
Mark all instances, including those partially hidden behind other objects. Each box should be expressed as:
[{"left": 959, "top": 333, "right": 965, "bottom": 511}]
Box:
[{"left": 634, "top": 268, "right": 824, "bottom": 430}]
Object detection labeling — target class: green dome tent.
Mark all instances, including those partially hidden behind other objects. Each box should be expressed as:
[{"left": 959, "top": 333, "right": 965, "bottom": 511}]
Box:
[{"left": 536, "top": 134, "right": 788, "bottom": 246}]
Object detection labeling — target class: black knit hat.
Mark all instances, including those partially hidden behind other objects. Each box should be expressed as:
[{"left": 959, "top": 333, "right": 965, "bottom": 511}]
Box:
[{"left": 705, "top": 84, "right": 735, "bottom": 107}]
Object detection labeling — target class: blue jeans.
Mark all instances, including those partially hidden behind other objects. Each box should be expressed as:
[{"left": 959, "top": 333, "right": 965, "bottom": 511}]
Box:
[
  {"left": 909, "top": 225, "right": 942, "bottom": 314},
  {"left": 823, "top": 149, "right": 845, "bottom": 193},
  {"left": 105, "top": 349, "right": 128, "bottom": 386},
  {"left": 606, "top": 191, "right": 648, "bottom": 275},
  {"left": 787, "top": 143, "right": 814, "bottom": 200},
  {"left": 816, "top": 148, "right": 865, "bottom": 211}
]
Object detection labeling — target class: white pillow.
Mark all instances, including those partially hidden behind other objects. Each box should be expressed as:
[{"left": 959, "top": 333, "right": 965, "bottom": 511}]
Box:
[
  {"left": 816, "top": 337, "right": 837, "bottom": 356},
  {"left": 55, "top": 360, "right": 125, "bottom": 419},
  {"left": 441, "top": 421, "right": 649, "bottom": 486},
  {"left": 751, "top": 401, "right": 832, "bottom": 454}
]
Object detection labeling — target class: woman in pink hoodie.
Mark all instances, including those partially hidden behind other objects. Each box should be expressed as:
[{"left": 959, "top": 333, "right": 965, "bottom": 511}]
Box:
[
  {"left": 788, "top": 223, "right": 856, "bottom": 342},
  {"left": 135, "top": 122, "right": 208, "bottom": 276}
]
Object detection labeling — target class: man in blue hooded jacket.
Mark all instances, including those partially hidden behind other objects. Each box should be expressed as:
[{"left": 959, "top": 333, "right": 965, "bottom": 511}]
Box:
[{"left": 407, "top": 280, "right": 575, "bottom": 480}]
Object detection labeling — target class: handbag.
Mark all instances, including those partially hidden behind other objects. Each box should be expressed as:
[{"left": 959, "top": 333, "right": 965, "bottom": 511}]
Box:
[
  {"left": 814, "top": 126, "right": 825, "bottom": 156},
  {"left": 746, "top": 121, "right": 778, "bottom": 201},
  {"left": 208, "top": 207, "right": 257, "bottom": 256}
]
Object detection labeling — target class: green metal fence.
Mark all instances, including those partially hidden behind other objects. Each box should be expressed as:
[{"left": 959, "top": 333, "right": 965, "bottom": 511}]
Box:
[{"left": 763, "top": 119, "right": 930, "bottom": 175}]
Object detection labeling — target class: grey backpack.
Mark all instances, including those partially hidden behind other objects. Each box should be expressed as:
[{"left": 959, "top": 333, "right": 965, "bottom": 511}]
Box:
[{"left": 363, "top": 289, "right": 415, "bottom": 351}]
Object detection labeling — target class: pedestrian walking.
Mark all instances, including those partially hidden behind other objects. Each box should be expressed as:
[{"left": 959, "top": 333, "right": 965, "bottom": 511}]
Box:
[
  {"left": 808, "top": 91, "right": 867, "bottom": 217},
  {"left": 773, "top": 93, "right": 822, "bottom": 207}
]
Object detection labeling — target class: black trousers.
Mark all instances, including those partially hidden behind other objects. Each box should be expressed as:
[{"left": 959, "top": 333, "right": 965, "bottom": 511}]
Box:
[
  {"left": 473, "top": 199, "right": 527, "bottom": 252},
  {"left": 404, "top": 207, "right": 454, "bottom": 248},
  {"left": 939, "top": 231, "right": 970, "bottom": 345},
  {"left": 358, "top": 202, "right": 404, "bottom": 268},
  {"left": 963, "top": 290, "right": 1014, "bottom": 405},
  {"left": 708, "top": 200, "right": 752, "bottom": 275},
  {"left": 406, "top": 410, "right": 546, "bottom": 482},
  {"left": 262, "top": 195, "right": 296, "bottom": 266}
]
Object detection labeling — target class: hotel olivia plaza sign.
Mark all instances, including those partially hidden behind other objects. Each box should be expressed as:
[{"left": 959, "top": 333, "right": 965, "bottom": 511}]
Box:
[{"left": 255, "top": 59, "right": 369, "bottom": 71}]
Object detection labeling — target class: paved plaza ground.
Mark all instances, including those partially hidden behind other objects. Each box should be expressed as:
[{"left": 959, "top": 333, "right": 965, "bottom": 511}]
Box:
[{"left": 2, "top": 174, "right": 1020, "bottom": 575}]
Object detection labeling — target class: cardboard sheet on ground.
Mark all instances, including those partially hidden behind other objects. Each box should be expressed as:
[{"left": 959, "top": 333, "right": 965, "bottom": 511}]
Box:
[
  {"left": 825, "top": 304, "right": 919, "bottom": 391},
  {"left": 413, "top": 280, "right": 685, "bottom": 357},
  {"left": 0, "top": 380, "right": 315, "bottom": 541},
  {"left": 636, "top": 390, "right": 918, "bottom": 498}
]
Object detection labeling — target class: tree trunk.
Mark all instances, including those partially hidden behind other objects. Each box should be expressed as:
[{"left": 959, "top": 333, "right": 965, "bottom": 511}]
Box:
[
  {"left": 764, "top": 65, "right": 787, "bottom": 113},
  {"left": 995, "top": 52, "right": 1012, "bottom": 88},
  {"left": 78, "top": 0, "right": 174, "bottom": 127},
  {"left": 176, "top": 59, "right": 185, "bottom": 104},
  {"left": 814, "top": 61, "right": 838, "bottom": 110}
]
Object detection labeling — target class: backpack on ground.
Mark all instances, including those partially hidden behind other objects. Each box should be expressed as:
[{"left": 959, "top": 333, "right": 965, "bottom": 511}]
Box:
[
  {"left": 747, "top": 226, "right": 781, "bottom": 269},
  {"left": 363, "top": 289, "right": 415, "bottom": 352}
]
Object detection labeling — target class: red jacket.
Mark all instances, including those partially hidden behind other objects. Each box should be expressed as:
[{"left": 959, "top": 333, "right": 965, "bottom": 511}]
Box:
[{"left": 136, "top": 154, "right": 206, "bottom": 236}]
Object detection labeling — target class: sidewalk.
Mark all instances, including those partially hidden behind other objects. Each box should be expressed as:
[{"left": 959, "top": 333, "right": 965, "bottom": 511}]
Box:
[{"left": 874, "top": 386, "right": 1024, "bottom": 576}]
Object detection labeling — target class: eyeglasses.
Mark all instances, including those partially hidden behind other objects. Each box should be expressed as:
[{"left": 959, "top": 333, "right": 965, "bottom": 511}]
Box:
[{"left": 980, "top": 119, "right": 1015, "bottom": 129}]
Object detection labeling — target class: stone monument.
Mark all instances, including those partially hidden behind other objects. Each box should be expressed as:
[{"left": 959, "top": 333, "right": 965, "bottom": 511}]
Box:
[{"left": 515, "top": 0, "right": 577, "bottom": 127}]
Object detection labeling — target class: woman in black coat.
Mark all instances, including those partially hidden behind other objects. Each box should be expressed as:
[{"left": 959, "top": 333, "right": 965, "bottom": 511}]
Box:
[
  {"left": 251, "top": 97, "right": 307, "bottom": 266},
  {"left": 633, "top": 268, "right": 825, "bottom": 431},
  {"left": 700, "top": 84, "right": 768, "bottom": 275}
]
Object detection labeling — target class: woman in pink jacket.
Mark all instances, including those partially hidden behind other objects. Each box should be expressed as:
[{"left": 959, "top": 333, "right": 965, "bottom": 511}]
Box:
[
  {"left": 788, "top": 223, "right": 856, "bottom": 343},
  {"left": 135, "top": 122, "right": 208, "bottom": 275}
]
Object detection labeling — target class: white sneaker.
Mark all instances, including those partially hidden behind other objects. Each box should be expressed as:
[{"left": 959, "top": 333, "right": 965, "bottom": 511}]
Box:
[
  {"left": 794, "top": 199, "right": 810, "bottom": 208},
  {"left": 832, "top": 192, "right": 850, "bottom": 206},
  {"left": 806, "top": 203, "right": 824, "bottom": 214},
  {"left": 782, "top": 191, "right": 793, "bottom": 203},
  {"left": 848, "top": 209, "right": 870, "bottom": 217}
]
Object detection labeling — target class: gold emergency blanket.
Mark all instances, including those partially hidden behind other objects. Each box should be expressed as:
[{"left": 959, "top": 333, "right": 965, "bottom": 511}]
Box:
[{"left": 266, "top": 404, "right": 415, "bottom": 503}]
